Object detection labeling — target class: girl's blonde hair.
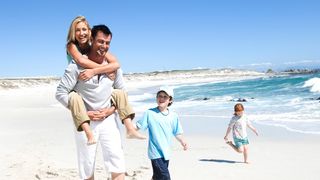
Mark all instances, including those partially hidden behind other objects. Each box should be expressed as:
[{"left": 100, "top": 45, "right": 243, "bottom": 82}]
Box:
[
  {"left": 233, "top": 103, "right": 244, "bottom": 115},
  {"left": 66, "top": 16, "right": 91, "bottom": 46}
]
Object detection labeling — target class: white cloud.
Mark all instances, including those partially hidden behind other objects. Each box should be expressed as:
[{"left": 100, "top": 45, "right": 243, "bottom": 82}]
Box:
[{"left": 283, "top": 60, "right": 320, "bottom": 65}]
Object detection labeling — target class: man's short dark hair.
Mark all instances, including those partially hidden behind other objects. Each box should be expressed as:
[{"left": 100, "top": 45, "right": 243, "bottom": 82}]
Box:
[{"left": 91, "top": 25, "right": 112, "bottom": 39}]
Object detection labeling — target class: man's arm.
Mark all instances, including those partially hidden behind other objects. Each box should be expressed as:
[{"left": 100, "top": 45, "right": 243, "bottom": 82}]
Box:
[
  {"left": 55, "top": 64, "right": 79, "bottom": 108},
  {"left": 87, "top": 106, "right": 116, "bottom": 121},
  {"left": 113, "top": 68, "right": 126, "bottom": 90}
]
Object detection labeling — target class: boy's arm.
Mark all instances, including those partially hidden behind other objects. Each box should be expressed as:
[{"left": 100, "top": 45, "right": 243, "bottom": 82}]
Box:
[
  {"left": 136, "top": 110, "right": 150, "bottom": 131},
  {"left": 175, "top": 134, "right": 188, "bottom": 150}
]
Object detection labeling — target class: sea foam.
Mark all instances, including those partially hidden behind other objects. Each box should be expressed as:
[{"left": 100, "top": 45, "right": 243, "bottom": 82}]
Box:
[{"left": 303, "top": 77, "right": 320, "bottom": 93}]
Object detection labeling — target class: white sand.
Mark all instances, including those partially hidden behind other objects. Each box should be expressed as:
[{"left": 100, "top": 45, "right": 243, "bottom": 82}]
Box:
[{"left": 1, "top": 72, "right": 320, "bottom": 180}]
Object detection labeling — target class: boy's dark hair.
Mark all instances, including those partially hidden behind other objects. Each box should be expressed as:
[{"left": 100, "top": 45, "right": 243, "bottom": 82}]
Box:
[{"left": 91, "top": 24, "right": 112, "bottom": 39}]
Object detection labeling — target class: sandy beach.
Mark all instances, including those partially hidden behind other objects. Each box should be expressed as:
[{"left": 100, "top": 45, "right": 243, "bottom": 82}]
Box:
[{"left": 1, "top": 70, "right": 319, "bottom": 180}]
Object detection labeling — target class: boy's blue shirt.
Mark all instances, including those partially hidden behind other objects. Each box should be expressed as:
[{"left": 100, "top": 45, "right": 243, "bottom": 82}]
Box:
[{"left": 136, "top": 107, "right": 183, "bottom": 160}]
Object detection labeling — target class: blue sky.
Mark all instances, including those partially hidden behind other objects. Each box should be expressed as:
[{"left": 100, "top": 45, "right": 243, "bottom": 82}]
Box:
[{"left": 1, "top": 0, "right": 320, "bottom": 77}]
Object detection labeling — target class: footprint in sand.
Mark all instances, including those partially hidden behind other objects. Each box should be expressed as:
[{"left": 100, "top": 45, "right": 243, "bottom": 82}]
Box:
[{"left": 139, "top": 166, "right": 149, "bottom": 170}]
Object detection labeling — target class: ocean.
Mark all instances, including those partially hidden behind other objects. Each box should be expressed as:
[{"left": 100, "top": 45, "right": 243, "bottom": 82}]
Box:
[
  {"left": 2, "top": 70, "right": 319, "bottom": 135},
  {"left": 131, "top": 73, "right": 320, "bottom": 135}
]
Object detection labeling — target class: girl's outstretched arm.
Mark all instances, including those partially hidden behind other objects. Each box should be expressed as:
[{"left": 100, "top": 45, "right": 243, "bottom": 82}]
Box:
[
  {"left": 247, "top": 124, "right": 259, "bottom": 136},
  {"left": 224, "top": 127, "right": 231, "bottom": 141}
]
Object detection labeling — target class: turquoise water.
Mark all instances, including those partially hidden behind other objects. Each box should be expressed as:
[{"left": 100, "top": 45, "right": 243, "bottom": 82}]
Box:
[
  {"left": 174, "top": 73, "right": 320, "bottom": 134},
  {"left": 174, "top": 74, "right": 316, "bottom": 101},
  {"left": 132, "top": 73, "right": 320, "bottom": 135}
]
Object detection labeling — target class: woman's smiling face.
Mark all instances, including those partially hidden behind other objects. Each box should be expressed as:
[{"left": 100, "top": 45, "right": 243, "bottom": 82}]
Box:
[{"left": 75, "top": 21, "right": 90, "bottom": 45}]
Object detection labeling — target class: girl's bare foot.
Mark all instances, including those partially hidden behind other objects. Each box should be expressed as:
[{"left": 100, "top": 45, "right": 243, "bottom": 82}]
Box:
[{"left": 226, "top": 141, "right": 233, "bottom": 145}]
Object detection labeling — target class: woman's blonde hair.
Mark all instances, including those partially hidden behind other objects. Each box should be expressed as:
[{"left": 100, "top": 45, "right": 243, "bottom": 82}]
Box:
[{"left": 66, "top": 16, "right": 91, "bottom": 46}]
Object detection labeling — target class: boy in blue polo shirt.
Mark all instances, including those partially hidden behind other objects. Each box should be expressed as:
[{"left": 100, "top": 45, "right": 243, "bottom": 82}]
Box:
[{"left": 136, "top": 86, "right": 188, "bottom": 180}]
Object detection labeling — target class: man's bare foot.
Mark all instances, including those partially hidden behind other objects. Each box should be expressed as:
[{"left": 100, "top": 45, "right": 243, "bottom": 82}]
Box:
[
  {"left": 126, "top": 129, "right": 146, "bottom": 140},
  {"left": 244, "top": 161, "right": 250, "bottom": 164}
]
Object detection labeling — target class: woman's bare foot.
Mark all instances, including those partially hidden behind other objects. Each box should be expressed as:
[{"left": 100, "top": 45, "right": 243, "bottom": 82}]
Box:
[
  {"left": 126, "top": 129, "right": 146, "bottom": 140},
  {"left": 87, "top": 139, "right": 96, "bottom": 145},
  {"left": 86, "top": 134, "right": 96, "bottom": 145}
]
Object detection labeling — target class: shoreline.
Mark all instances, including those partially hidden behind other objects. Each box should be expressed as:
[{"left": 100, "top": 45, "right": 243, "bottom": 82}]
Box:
[
  {"left": 1, "top": 67, "right": 318, "bottom": 92},
  {"left": 0, "top": 68, "right": 267, "bottom": 91}
]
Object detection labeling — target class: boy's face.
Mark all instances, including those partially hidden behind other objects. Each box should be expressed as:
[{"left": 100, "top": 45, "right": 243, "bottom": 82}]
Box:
[{"left": 156, "top": 91, "right": 171, "bottom": 109}]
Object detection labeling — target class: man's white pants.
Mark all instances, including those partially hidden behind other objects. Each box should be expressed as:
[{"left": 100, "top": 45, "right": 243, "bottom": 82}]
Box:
[{"left": 74, "top": 113, "right": 125, "bottom": 179}]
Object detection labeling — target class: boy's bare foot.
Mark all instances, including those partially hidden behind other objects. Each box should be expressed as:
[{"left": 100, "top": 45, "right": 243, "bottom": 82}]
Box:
[
  {"left": 126, "top": 129, "right": 146, "bottom": 140},
  {"left": 226, "top": 141, "right": 233, "bottom": 145},
  {"left": 244, "top": 161, "right": 250, "bottom": 164}
]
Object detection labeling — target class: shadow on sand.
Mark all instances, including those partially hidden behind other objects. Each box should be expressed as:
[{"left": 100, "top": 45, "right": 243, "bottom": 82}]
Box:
[{"left": 199, "top": 159, "right": 242, "bottom": 164}]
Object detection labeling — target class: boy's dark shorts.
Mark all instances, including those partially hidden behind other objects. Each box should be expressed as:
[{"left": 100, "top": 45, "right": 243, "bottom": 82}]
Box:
[{"left": 151, "top": 158, "right": 171, "bottom": 180}]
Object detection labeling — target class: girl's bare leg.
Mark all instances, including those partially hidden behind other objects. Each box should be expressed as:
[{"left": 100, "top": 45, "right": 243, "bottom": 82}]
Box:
[
  {"left": 226, "top": 141, "right": 242, "bottom": 153},
  {"left": 243, "top": 145, "right": 249, "bottom": 163}
]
